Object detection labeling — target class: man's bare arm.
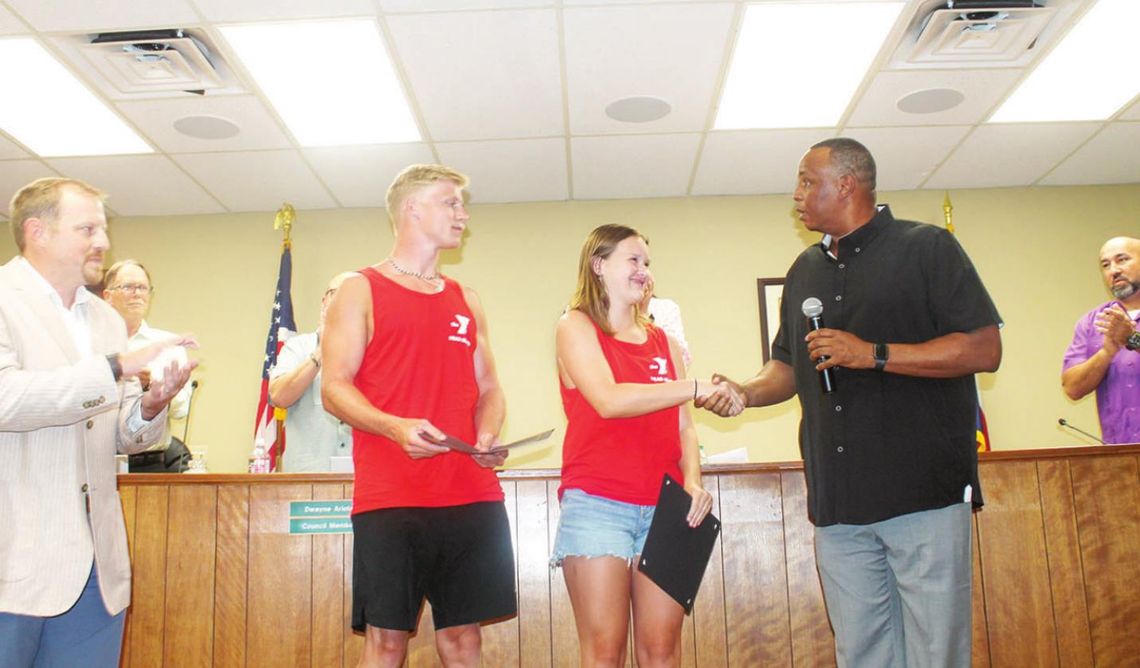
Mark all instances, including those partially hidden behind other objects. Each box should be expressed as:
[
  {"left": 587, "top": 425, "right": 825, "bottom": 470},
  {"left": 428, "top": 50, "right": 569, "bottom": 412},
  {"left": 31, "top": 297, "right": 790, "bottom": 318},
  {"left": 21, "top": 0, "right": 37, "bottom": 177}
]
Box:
[{"left": 320, "top": 274, "right": 447, "bottom": 458}]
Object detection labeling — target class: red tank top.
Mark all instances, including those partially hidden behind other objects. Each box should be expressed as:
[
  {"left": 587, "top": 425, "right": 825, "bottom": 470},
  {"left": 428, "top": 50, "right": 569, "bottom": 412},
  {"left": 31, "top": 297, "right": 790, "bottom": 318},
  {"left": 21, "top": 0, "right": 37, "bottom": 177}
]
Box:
[
  {"left": 559, "top": 318, "right": 684, "bottom": 505},
  {"left": 351, "top": 267, "right": 503, "bottom": 513}
]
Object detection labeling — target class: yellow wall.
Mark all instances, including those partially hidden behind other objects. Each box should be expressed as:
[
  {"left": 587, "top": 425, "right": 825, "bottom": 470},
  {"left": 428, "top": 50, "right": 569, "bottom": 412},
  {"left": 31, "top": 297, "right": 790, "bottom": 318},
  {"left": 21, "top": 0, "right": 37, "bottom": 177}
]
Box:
[{"left": 3, "top": 184, "right": 1136, "bottom": 472}]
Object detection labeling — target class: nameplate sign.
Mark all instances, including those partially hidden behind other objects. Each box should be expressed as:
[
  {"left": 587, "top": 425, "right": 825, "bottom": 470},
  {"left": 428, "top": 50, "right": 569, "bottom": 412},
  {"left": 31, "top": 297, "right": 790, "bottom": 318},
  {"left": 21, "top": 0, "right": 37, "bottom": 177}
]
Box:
[
  {"left": 288, "top": 500, "right": 353, "bottom": 535},
  {"left": 290, "top": 500, "right": 352, "bottom": 516},
  {"left": 289, "top": 518, "right": 353, "bottom": 534}
]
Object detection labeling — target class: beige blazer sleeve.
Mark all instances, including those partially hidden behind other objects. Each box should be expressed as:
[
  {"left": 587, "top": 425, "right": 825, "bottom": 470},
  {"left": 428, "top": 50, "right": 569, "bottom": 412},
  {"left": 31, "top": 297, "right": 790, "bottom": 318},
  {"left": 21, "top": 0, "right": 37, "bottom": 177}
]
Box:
[{"left": 0, "top": 258, "right": 166, "bottom": 617}]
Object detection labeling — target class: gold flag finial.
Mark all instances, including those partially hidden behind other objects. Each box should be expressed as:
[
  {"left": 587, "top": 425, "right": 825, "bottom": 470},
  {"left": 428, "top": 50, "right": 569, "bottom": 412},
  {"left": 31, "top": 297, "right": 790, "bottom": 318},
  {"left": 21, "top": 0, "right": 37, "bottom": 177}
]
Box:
[
  {"left": 274, "top": 203, "right": 295, "bottom": 245},
  {"left": 942, "top": 192, "right": 956, "bottom": 236}
]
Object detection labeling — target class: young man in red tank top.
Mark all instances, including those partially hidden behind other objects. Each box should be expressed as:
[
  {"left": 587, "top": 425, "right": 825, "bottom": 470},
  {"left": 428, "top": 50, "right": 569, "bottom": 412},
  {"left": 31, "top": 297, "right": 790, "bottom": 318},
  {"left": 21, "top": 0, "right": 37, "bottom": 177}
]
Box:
[{"left": 321, "top": 165, "right": 516, "bottom": 667}]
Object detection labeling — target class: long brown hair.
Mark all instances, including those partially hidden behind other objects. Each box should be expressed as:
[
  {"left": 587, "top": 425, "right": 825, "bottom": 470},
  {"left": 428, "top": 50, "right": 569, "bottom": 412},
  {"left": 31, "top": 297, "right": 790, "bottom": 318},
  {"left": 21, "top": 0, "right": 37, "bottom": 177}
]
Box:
[{"left": 569, "top": 224, "right": 650, "bottom": 335}]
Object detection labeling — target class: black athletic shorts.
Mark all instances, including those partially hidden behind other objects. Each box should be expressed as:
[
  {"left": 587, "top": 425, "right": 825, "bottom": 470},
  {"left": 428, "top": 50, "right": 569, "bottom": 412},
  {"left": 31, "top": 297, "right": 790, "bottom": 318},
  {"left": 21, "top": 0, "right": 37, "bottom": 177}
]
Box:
[{"left": 351, "top": 501, "right": 517, "bottom": 632}]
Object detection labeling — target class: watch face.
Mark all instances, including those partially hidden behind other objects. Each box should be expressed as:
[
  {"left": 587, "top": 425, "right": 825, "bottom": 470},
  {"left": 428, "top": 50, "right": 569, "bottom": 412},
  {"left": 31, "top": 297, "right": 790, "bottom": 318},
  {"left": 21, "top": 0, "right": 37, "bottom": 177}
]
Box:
[{"left": 1129, "top": 332, "right": 1140, "bottom": 351}]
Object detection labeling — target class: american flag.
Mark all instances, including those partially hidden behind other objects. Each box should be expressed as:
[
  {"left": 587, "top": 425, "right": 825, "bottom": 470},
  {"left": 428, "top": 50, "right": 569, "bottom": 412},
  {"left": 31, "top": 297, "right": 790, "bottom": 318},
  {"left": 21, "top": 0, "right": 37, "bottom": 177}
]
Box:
[
  {"left": 943, "top": 192, "right": 992, "bottom": 453},
  {"left": 254, "top": 242, "right": 296, "bottom": 470}
]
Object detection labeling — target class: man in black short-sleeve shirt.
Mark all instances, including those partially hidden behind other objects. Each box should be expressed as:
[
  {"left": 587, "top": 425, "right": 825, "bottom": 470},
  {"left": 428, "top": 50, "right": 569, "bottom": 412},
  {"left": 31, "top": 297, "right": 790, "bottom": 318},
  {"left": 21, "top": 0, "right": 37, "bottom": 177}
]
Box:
[
  {"left": 773, "top": 202, "right": 1000, "bottom": 527},
  {"left": 700, "top": 138, "right": 1002, "bottom": 668}
]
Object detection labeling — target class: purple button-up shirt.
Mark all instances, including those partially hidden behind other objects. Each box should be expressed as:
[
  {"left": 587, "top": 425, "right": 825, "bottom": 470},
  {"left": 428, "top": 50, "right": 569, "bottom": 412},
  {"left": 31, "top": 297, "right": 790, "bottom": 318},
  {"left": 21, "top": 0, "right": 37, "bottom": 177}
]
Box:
[{"left": 1063, "top": 301, "right": 1140, "bottom": 444}]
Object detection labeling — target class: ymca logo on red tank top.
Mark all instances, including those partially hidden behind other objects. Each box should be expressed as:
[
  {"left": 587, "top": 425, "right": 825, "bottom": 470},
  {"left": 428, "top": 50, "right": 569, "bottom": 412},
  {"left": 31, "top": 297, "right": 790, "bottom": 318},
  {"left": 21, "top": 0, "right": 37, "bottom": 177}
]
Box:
[
  {"left": 449, "top": 313, "right": 472, "bottom": 347},
  {"left": 649, "top": 356, "right": 670, "bottom": 382}
]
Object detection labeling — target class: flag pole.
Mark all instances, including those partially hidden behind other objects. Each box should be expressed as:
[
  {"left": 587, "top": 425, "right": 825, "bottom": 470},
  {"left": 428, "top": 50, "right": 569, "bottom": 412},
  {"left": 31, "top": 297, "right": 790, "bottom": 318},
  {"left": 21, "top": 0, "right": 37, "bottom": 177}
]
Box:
[
  {"left": 942, "top": 192, "right": 991, "bottom": 453},
  {"left": 271, "top": 203, "right": 294, "bottom": 470}
]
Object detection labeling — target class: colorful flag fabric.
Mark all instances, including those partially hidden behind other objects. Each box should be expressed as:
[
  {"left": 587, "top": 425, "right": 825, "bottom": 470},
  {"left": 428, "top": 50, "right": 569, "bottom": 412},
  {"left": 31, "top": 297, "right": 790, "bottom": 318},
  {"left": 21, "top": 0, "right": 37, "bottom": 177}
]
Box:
[
  {"left": 976, "top": 386, "right": 991, "bottom": 453},
  {"left": 254, "top": 243, "right": 296, "bottom": 470}
]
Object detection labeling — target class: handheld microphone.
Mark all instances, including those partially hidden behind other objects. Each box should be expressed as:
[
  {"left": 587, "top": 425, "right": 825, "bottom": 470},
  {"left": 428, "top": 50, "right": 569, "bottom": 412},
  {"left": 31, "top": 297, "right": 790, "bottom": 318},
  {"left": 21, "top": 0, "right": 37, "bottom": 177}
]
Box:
[
  {"left": 182, "top": 380, "right": 199, "bottom": 444},
  {"left": 1058, "top": 418, "right": 1105, "bottom": 445},
  {"left": 802, "top": 297, "right": 836, "bottom": 394}
]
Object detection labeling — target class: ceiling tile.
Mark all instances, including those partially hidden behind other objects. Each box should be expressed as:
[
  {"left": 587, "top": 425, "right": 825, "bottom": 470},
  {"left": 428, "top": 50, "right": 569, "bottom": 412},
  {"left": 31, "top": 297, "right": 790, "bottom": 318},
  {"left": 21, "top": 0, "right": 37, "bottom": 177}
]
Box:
[
  {"left": 924, "top": 123, "right": 1101, "bottom": 189},
  {"left": 436, "top": 138, "right": 567, "bottom": 203},
  {"left": 304, "top": 143, "right": 434, "bottom": 208},
  {"left": 845, "top": 126, "right": 972, "bottom": 191},
  {"left": 572, "top": 134, "right": 700, "bottom": 200},
  {"left": 3, "top": 0, "right": 198, "bottom": 32},
  {"left": 1039, "top": 122, "right": 1140, "bottom": 186},
  {"left": 846, "top": 69, "right": 1024, "bottom": 127},
  {"left": 173, "top": 150, "right": 335, "bottom": 212},
  {"left": 388, "top": 9, "right": 563, "bottom": 141},
  {"left": 692, "top": 129, "right": 831, "bottom": 196},
  {"left": 116, "top": 95, "right": 293, "bottom": 153},
  {"left": 191, "top": 0, "right": 378, "bottom": 22},
  {"left": 0, "top": 160, "right": 60, "bottom": 213},
  {"left": 0, "top": 133, "right": 30, "bottom": 160},
  {"left": 380, "top": 0, "right": 554, "bottom": 11},
  {"left": 0, "top": 4, "right": 29, "bottom": 34},
  {"left": 47, "top": 155, "right": 225, "bottom": 216},
  {"left": 563, "top": 3, "right": 734, "bottom": 135}
]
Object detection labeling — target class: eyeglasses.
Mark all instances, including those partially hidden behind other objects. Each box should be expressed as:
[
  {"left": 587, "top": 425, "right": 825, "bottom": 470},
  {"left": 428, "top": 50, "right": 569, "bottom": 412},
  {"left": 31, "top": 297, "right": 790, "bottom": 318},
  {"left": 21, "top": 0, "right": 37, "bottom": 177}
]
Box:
[{"left": 109, "top": 283, "right": 153, "bottom": 295}]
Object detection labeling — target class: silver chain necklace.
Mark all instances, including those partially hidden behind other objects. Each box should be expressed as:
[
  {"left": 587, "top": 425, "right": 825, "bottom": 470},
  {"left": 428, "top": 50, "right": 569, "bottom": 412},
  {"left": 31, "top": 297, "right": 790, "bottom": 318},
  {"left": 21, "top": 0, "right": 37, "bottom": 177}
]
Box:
[{"left": 385, "top": 257, "right": 440, "bottom": 283}]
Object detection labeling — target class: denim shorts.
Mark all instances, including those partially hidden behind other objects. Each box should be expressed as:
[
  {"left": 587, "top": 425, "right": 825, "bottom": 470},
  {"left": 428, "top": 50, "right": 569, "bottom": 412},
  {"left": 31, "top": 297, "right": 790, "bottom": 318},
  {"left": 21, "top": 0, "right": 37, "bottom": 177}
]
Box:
[{"left": 550, "top": 488, "right": 656, "bottom": 567}]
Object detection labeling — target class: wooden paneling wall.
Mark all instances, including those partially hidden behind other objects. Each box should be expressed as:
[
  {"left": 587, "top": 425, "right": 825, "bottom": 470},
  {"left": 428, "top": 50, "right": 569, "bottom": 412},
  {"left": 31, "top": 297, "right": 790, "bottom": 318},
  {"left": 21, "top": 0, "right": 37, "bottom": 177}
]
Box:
[{"left": 117, "top": 445, "right": 1140, "bottom": 667}]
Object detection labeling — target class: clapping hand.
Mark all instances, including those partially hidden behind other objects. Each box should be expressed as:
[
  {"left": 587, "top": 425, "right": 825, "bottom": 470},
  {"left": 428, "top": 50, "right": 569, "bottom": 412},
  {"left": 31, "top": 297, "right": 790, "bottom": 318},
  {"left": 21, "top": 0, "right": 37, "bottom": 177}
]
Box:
[
  {"left": 1095, "top": 304, "right": 1136, "bottom": 354},
  {"left": 131, "top": 335, "right": 199, "bottom": 420},
  {"left": 140, "top": 355, "right": 198, "bottom": 420}
]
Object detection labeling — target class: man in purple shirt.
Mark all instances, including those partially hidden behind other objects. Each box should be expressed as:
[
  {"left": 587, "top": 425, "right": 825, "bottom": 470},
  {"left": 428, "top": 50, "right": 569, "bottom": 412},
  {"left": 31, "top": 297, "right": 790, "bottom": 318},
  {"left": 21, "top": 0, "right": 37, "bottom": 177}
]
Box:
[{"left": 1063, "top": 236, "right": 1140, "bottom": 444}]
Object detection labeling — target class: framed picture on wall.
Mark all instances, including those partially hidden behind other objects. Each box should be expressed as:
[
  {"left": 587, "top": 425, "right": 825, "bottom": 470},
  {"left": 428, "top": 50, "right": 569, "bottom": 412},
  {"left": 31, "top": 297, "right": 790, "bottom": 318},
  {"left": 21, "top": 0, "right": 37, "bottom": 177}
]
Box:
[{"left": 756, "top": 277, "right": 784, "bottom": 363}]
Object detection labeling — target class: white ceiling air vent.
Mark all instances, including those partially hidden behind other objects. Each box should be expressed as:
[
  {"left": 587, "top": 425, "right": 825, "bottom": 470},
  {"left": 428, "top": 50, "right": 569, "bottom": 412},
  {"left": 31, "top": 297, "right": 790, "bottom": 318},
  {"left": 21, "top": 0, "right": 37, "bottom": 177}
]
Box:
[
  {"left": 80, "top": 29, "right": 222, "bottom": 95},
  {"left": 890, "top": 0, "right": 1064, "bottom": 69}
]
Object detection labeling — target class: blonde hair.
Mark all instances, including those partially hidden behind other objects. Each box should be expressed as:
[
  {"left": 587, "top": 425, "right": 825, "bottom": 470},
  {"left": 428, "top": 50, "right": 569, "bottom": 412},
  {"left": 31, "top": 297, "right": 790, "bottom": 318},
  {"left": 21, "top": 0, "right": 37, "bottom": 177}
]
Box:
[
  {"left": 570, "top": 224, "right": 650, "bottom": 335},
  {"left": 9, "top": 177, "right": 106, "bottom": 251},
  {"left": 385, "top": 164, "right": 469, "bottom": 230}
]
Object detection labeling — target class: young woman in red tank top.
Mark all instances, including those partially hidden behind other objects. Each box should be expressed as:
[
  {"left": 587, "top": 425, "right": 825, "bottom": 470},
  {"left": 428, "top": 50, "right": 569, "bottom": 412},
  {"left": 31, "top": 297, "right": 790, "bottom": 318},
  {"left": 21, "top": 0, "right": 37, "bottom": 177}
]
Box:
[{"left": 552, "top": 224, "right": 740, "bottom": 667}]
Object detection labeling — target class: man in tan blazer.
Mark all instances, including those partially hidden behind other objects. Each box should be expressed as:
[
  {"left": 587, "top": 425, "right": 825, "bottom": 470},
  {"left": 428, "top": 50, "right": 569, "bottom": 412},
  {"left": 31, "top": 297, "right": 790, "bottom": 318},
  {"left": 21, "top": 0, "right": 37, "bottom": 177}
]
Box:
[{"left": 0, "top": 178, "right": 196, "bottom": 667}]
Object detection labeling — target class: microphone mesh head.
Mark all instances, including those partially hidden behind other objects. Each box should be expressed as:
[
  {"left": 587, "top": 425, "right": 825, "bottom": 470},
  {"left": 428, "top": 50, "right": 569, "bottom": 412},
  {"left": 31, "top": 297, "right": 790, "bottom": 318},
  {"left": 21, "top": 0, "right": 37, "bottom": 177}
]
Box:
[{"left": 801, "top": 297, "right": 823, "bottom": 317}]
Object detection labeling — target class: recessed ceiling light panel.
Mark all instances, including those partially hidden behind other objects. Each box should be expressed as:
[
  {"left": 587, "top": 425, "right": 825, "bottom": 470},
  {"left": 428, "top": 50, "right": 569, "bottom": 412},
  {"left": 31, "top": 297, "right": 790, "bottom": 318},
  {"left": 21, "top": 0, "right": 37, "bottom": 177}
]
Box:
[
  {"left": 991, "top": 0, "right": 1140, "bottom": 122},
  {"left": 0, "top": 38, "right": 152, "bottom": 157},
  {"left": 221, "top": 19, "right": 421, "bottom": 146},
  {"left": 715, "top": 2, "right": 904, "bottom": 130}
]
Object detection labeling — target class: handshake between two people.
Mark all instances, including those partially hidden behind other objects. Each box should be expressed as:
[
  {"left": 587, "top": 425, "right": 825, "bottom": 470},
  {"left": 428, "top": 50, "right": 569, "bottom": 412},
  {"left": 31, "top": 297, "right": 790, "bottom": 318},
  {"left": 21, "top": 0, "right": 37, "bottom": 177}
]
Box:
[{"left": 693, "top": 374, "right": 746, "bottom": 418}]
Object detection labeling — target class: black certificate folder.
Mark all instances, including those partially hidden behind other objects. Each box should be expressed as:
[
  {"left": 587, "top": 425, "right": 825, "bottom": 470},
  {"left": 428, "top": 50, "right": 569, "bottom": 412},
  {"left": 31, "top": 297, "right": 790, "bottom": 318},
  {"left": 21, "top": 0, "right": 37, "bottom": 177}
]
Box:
[{"left": 637, "top": 474, "right": 721, "bottom": 614}]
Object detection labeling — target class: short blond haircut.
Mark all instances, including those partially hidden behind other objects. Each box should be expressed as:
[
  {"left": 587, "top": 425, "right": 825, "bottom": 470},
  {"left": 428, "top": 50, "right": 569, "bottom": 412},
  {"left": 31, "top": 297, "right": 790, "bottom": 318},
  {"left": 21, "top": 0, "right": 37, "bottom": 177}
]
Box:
[
  {"left": 385, "top": 164, "right": 469, "bottom": 229},
  {"left": 9, "top": 177, "right": 106, "bottom": 252}
]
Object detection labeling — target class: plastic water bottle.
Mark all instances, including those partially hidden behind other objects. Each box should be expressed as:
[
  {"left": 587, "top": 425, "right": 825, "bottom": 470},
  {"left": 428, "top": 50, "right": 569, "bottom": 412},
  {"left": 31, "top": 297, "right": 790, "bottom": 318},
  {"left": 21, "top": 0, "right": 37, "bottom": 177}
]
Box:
[{"left": 249, "top": 438, "right": 270, "bottom": 473}]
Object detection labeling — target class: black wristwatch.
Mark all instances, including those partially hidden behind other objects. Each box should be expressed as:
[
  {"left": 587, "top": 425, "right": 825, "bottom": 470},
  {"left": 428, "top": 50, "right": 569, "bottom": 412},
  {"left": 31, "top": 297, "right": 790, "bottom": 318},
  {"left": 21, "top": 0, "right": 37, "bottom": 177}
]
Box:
[
  {"left": 1127, "top": 331, "right": 1140, "bottom": 352},
  {"left": 873, "top": 343, "right": 890, "bottom": 371}
]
